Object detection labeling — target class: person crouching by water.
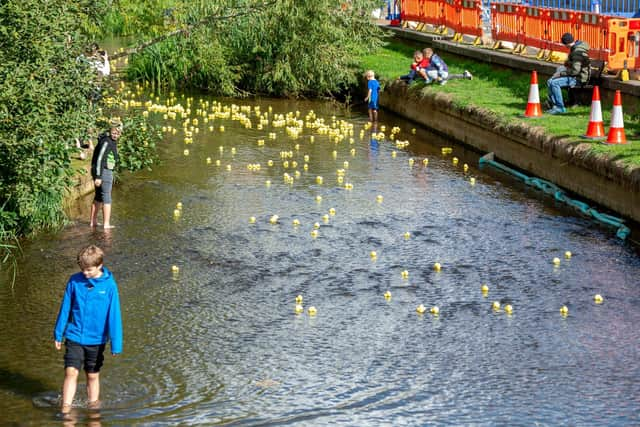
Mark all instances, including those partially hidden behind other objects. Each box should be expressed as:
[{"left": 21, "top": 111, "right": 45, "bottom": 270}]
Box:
[
  {"left": 90, "top": 118, "right": 121, "bottom": 229},
  {"left": 53, "top": 245, "right": 123, "bottom": 415},
  {"left": 364, "top": 70, "right": 380, "bottom": 123}
]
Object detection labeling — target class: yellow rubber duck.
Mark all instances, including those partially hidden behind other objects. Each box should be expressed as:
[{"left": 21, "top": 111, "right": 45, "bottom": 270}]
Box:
[
  {"left": 376, "top": 195, "right": 384, "bottom": 203},
  {"left": 403, "top": 232, "right": 411, "bottom": 240},
  {"left": 173, "top": 209, "right": 181, "bottom": 218},
  {"left": 492, "top": 301, "right": 501, "bottom": 311},
  {"left": 565, "top": 251, "right": 572, "bottom": 259},
  {"left": 183, "top": 149, "right": 189, "bottom": 156},
  {"left": 430, "top": 306, "right": 439, "bottom": 315},
  {"left": 316, "top": 176, "right": 323, "bottom": 185},
  {"left": 315, "top": 195, "right": 322, "bottom": 203},
  {"left": 249, "top": 216, "right": 256, "bottom": 224},
  {"left": 171, "top": 265, "right": 180, "bottom": 273},
  {"left": 408, "top": 158, "right": 415, "bottom": 166},
  {"left": 322, "top": 214, "right": 329, "bottom": 223},
  {"left": 401, "top": 270, "right": 409, "bottom": 279},
  {"left": 384, "top": 291, "right": 392, "bottom": 300},
  {"left": 553, "top": 257, "right": 561, "bottom": 266},
  {"left": 308, "top": 306, "right": 317, "bottom": 316},
  {"left": 215, "top": 160, "right": 221, "bottom": 166},
  {"left": 313, "top": 222, "right": 320, "bottom": 229},
  {"left": 292, "top": 219, "right": 300, "bottom": 226},
  {"left": 329, "top": 208, "right": 336, "bottom": 216},
  {"left": 560, "top": 305, "right": 569, "bottom": 316},
  {"left": 265, "top": 180, "right": 271, "bottom": 187},
  {"left": 310, "top": 230, "right": 319, "bottom": 238},
  {"left": 370, "top": 250, "right": 377, "bottom": 259},
  {"left": 296, "top": 295, "right": 303, "bottom": 304},
  {"left": 433, "top": 262, "right": 441, "bottom": 272},
  {"left": 504, "top": 304, "right": 513, "bottom": 315},
  {"left": 391, "top": 151, "right": 397, "bottom": 158},
  {"left": 269, "top": 215, "right": 279, "bottom": 224},
  {"left": 343, "top": 161, "right": 349, "bottom": 169},
  {"left": 176, "top": 202, "right": 183, "bottom": 210},
  {"left": 416, "top": 304, "right": 426, "bottom": 314},
  {"left": 594, "top": 294, "right": 604, "bottom": 304},
  {"left": 422, "top": 159, "right": 429, "bottom": 166},
  {"left": 206, "top": 157, "right": 212, "bottom": 164},
  {"left": 295, "top": 304, "right": 304, "bottom": 314},
  {"left": 452, "top": 157, "right": 459, "bottom": 165},
  {"left": 481, "top": 284, "right": 489, "bottom": 293},
  {"left": 470, "top": 177, "right": 476, "bottom": 186},
  {"left": 463, "top": 164, "right": 469, "bottom": 172}
]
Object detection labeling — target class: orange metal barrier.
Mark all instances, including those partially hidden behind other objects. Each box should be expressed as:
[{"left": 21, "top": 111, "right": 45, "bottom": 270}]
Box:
[
  {"left": 491, "top": 3, "right": 522, "bottom": 44},
  {"left": 421, "top": 0, "right": 444, "bottom": 27},
  {"left": 546, "top": 9, "right": 576, "bottom": 52},
  {"left": 521, "top": 7, "right": 549, "bottom": 50},
  {"left": 575, "top": 11, "right": 609, "bottom": 60},
  {"left": 442, "top": 0, "right": 460, "bottom": 32},
  {"left": 607, "top": 18, "right": 640, "bottom": 70},
  {"left": 401, "top": 0, "right": 422, "bottom": 22},
  {"left": 459, "top": 0, "right": 483, "bottom": 37}
]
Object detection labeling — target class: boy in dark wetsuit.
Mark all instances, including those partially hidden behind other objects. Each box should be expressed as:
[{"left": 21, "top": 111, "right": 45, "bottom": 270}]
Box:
[{"left": 90, "top": 118, "right": 121, "bottom": 228}]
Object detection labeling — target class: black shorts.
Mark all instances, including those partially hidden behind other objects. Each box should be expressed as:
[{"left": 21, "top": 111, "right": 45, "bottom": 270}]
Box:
[
  {"left": 94, "top": 169, "right": 113, "bottom": 204},
  {"left": 64, "top": 340, "right": 106, "bottom": 373}
]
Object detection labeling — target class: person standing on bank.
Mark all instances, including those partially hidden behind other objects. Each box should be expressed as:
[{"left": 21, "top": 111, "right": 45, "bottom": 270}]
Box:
[
  {"left": 90, "top": 118, "right": 121, "bottom": 228},
  {"left": 546, "top": 32, "right": 590, "bottom": 115}
]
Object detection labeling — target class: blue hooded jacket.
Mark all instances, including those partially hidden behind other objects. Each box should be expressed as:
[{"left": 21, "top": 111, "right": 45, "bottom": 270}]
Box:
[{"left": 53, "top": 266, "right": 123, "bottom": 354}]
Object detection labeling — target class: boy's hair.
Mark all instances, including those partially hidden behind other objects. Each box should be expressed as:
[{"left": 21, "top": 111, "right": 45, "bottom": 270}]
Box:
[
  {"left": 365, "top": 70, "right": 375, "bottom": 79},
  {"left": 422, "top": 48, "right": 433, "bottom": 57},
  {"left": 77, "top": 245, "right": 104, "bottom": 269},
  {"left": 414, "top": 50, "right": 423, "bottom": 59}
]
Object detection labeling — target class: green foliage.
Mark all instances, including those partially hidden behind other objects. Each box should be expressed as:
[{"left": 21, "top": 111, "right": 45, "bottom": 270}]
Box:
[
  {"left": 100, "top": 0, "right": 180, "bottom": 37},
  {"left": 115, "top": 114, "right": 162, "bottom": 173},
  {"left": 123, "top": 0, "right": 386, "bottom": 97},
  {"left": 0, "top": 0, "right": 98, "bottom": 237},
  {"left": 126, "top": 33, "right": 240, "bottom": 95}
]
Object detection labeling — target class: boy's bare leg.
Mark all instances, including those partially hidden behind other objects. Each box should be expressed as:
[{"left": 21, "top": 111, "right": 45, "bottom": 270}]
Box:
[
  {"left": 61, "top": 367, "right": 79, "bottom": 413},
  {"left": 372, "top": 109, "right": 378, "bottom": 122},
  {"left": 102, "top": 203, "right": 112, "bottom": 228},
  {"left": 90, "top": 202, "right": 101, "bottom": 227},
  {"left": 86, "top": 372, "right": 100, "bottom": 405}
]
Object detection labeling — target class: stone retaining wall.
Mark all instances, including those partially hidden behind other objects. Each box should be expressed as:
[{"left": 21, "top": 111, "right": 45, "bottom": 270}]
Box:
[{"left": 381, "top": 80, "right": 640, "bottom": 223}]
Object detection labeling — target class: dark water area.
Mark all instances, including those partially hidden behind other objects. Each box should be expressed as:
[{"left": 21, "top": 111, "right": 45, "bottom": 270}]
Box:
[{"left": 1, "top": 93, "right": 639, "bottom": 426}]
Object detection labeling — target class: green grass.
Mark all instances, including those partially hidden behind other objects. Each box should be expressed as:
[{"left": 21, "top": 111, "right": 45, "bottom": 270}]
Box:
[{"left": 358, "top": 39, "right": 640, "bottom": 167}]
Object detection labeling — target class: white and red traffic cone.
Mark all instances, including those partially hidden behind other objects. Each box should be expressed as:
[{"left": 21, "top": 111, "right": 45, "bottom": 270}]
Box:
[
  {"left": 524, "top": 71, "right": 543, "bottom": 118},
  {"left": 605, "top": 90, "right": 627, "bottom": 145},
  {"left": 583, "top": 86, "right": 605, "bottom": 139}
]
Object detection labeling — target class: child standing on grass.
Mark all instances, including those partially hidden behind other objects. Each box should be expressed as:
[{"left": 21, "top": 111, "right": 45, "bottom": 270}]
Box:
[
  {"left": 365, "top": 70, "right": 380, "bottom": 122},
  {"left": 53, "top": 245, "right": 123, "bottom": 414}
]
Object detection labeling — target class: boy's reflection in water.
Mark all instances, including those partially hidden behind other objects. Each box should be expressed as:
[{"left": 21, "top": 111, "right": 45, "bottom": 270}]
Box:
[{"left": 369, "top": 123, "right": 379, "bottom": 160}]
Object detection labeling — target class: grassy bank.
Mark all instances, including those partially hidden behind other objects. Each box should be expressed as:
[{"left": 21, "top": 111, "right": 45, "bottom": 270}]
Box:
[{"left": 359, "top": 40, "right": 640, "bottom": 167}]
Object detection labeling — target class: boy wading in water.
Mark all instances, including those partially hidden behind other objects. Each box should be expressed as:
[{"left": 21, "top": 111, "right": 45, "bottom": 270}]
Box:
[
  {"left": 90, "top": 118, "right": 121, "bottom": 229},
  {"left": 53, "top": 245, "right": 123, "bottom": 414},
  {"left": 364, "top": 70, "right": 380, "bottom": 122}
]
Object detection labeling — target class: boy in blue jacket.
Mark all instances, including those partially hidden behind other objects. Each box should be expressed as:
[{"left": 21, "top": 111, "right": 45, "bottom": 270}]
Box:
[{"left": 54, "top": 245, "right": 123, "bottom": 414}]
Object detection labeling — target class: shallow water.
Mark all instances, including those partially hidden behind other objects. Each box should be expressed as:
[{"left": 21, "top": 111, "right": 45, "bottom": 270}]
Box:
[{"left": 1, "top": 95, "right": 639, "bottom": 426}]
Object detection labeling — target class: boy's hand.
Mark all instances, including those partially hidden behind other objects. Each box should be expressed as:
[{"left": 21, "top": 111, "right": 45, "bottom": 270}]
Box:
[
  {"left": 94, "top": 179, "right": 102, "bottom": 186},
  {"left": 55, "top": 341, "right": 62, "bottom": 350}
]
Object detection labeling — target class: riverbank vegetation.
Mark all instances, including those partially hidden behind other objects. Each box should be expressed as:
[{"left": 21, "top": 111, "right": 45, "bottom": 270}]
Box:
[
  {"left": 0, "top": 1, "right": 161, "bottom": 274},
  {"left": 359, "top": 40, "right": 640, "bottom": 167},
  {"left": 108, "top": 0, "right": 385, "bottom": 97}
]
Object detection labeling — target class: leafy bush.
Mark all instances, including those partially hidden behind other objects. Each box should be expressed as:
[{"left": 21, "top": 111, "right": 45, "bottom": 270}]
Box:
[{"left": 124, "top": 0, "right": 385, "bottom": 97}]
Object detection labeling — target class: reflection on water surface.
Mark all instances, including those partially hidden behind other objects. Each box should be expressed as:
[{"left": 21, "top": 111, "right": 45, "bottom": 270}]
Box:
[{"left": 1, "top": 96, "right": 639, "bottom": 426}]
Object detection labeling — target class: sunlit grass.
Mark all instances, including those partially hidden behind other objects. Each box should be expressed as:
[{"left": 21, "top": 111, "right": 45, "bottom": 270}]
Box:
[{"left": 359, "top": 39, "right": 640, "bottom": 166}]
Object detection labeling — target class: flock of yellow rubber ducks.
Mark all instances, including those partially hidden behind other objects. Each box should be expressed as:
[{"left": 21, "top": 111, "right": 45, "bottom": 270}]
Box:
[{"left": 117, "top": 81, "right": 605, "bottom": 321}]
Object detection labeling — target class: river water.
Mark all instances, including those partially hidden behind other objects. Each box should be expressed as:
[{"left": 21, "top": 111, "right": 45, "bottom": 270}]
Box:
[{"left": 1, "top": 94, "right": 639, "bottom": 426}]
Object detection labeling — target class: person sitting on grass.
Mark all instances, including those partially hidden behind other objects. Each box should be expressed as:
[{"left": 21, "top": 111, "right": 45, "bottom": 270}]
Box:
[
  {"left": 398, "top": 50, "right": 429, "bottom": 84},
  {"left": 546, "top": 32, "right": 590, "bottom": 115},
  {"left": 419, "top": 48, "right": 473, "bottom": 85}
]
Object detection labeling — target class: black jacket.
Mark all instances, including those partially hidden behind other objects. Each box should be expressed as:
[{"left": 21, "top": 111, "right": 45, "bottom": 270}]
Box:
[{"left": 91, "top": 132, "right": 119, "bottom": 179}]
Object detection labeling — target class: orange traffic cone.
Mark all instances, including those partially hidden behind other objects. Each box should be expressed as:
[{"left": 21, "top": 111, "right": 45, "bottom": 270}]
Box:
[
  {"left": 524, "top": 71, "right": 543, "bottom": 118},
  {"left": 605, "top": 90, "right": 627, "bottom": 144},
  {"left": 583, "top": 86, "right": 605, "bottom": 139}
]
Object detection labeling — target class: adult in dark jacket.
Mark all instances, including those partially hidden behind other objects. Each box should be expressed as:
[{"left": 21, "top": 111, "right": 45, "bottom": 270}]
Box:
[
  {"left": 90, "top": 118, "right": 121, "bottom": 228},
  {"left": 546, "top": 33, "right": 590, "bottom": 114}
]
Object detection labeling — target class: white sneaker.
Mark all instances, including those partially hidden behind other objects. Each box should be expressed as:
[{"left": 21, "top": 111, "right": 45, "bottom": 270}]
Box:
[{"left": 464, "top": 70, "right": 473, "bottom": 80}]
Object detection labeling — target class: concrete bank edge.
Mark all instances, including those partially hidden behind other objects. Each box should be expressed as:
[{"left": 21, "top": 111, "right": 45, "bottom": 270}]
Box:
[{"left": 380, "top": 80, "right": 640, "bottom": 223}]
